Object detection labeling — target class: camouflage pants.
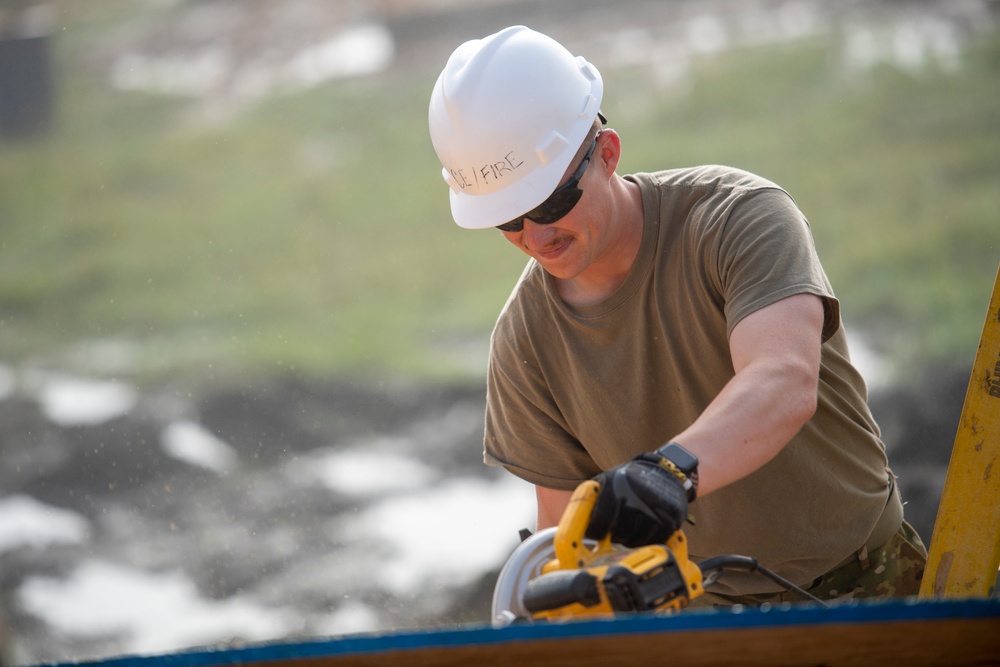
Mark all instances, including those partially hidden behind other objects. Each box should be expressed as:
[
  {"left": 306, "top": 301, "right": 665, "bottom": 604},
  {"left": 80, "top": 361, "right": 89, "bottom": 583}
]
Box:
[{"left": 693, "top": 520, "right": 928, "bottom": 607}]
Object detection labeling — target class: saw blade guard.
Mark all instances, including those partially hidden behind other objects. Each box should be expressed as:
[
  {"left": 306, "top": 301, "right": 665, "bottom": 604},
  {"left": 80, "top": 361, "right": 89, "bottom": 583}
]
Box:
[
  {"left": 491, "top": 527, "right": 560, "bottom": 626},
  {"left": 491, "top": 481, "right": 623, "bottom": 626},
  {"left": 491, "top": 526, "right": 621, "bottom": 626}
]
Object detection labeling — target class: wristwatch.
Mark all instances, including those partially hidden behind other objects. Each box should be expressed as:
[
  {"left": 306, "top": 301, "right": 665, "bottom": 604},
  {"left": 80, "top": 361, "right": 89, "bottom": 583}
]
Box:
[{"left": 655, "top": 441, "right": 699, "bottom": 501}]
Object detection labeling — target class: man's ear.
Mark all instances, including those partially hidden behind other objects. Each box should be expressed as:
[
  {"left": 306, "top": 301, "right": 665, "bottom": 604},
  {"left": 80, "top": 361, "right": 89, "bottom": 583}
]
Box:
[{"left": 596, "top": 129, "right": 622, "bottom": 174}]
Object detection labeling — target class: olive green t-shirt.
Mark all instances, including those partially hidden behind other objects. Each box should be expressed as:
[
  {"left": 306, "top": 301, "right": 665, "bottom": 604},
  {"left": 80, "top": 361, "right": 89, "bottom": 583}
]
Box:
[{"left": 484, "top": 166, "right": 899, "bottom": 594}]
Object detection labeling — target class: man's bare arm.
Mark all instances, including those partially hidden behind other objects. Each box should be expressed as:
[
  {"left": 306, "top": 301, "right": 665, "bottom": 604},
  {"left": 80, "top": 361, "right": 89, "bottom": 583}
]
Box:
[
  {"left": 672, "top": 292, "right": 825, "bottom": 495},
  {"left": 532, "top": 293, "right": 823, "bottom": 527},
  {"left": 535, "top": 485, "right": 574, "bottom": 530}
]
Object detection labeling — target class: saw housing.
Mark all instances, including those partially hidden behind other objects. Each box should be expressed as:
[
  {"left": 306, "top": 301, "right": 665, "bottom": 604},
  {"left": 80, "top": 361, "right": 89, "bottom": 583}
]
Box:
[{"left": 522, "top": 480, "right": 704, "bottom": 619}]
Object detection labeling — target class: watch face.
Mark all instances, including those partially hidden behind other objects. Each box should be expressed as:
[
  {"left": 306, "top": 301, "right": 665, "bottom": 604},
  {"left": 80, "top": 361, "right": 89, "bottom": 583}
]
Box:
[{"left": 660, "top": 443, "right": 698, "bottom": 474}]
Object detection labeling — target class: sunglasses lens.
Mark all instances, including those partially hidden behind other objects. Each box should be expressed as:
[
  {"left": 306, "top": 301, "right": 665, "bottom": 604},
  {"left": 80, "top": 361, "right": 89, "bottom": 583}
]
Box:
[
  {"left": 527, "top": 187, "right": 583, "bottom": 224},
  {"left": 496, "top": 185, "right": 584, "bottom": 232},
  {"left": 495, "top": 134, "right": 597, "bottom": 232},
  {"left": 496, "top": 218, "right": 524, "bottom": 233}
]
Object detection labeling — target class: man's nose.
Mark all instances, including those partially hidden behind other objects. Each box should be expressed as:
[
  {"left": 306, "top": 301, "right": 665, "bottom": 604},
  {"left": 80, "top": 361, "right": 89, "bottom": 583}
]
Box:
[{"left": 522, "top": 219, "right": 557, "bottom": 247}]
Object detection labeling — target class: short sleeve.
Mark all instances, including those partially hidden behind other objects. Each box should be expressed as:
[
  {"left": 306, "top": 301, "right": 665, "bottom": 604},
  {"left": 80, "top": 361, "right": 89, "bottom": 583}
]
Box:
[
  {"left": 483, "top": 324, "right": 602, "bottom": 490},
  {"left": 714, "top": 188, "right": 840, "bottom": 341}
]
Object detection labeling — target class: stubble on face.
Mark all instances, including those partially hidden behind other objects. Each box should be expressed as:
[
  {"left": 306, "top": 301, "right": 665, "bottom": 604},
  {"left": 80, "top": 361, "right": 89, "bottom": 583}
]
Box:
[{"left": 502, "top": 221, "right": 585, "bottom": 279}]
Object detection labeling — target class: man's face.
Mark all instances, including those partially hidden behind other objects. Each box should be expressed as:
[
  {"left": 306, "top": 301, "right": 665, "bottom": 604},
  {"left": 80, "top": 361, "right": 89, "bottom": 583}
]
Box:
[{"left": 498, "top": 135, "right": 609, "bottom": 280}]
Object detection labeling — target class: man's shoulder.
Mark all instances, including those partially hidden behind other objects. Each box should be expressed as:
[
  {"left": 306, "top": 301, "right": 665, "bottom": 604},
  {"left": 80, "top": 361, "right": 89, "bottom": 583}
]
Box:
[{"left": 634, "top": 165, "right": 784, "bottom": 194}]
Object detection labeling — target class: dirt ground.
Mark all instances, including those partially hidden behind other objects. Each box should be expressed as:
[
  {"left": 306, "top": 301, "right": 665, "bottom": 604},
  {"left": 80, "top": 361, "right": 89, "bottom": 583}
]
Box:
[{"left": 0, "top": 357, "right": 972, "bottom": 664}]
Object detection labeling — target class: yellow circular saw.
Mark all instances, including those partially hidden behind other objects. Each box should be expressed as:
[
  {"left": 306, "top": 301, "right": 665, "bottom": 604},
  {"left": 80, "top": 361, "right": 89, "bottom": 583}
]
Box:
[
  {"left": 492, "top": 479, "right": 826, "bottom": 626},
  {"left": 492, "top": 480, "right": 703, "bottom": 625}
]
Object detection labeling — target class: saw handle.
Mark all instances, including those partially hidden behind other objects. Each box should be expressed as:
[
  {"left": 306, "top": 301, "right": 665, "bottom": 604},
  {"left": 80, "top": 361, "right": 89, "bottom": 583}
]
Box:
[
  {"left": 526, "top": 479, "right": 704, "bottom": 618},
  {"left": 522, "top": 570, "right": 602, "bottom": 614},
  {"left": 546, "top": 480, "right": 613, "bottom": 573}
]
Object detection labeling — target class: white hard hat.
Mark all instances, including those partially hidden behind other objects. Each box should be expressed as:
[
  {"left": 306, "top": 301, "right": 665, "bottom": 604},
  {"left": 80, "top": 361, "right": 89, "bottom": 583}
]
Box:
[{"left": 428, "top": 26, "right": 604, "bottom": 229}]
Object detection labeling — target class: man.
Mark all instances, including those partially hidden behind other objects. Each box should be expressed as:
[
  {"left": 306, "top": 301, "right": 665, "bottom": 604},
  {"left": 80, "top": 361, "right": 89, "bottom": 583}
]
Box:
[{"left": 428, "top": 25, "right": 926, "bottom": 604}]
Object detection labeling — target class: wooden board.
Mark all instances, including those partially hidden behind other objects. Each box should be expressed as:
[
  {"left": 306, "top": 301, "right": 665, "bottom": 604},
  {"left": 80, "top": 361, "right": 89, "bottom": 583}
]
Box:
[{"left": 70, "top": 599, "right": 1000, "bottom": 667}]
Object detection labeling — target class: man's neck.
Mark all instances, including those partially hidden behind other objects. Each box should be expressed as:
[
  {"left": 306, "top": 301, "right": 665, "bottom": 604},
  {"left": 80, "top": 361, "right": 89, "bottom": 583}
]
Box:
[{"left": 557, "top": 178, "right": 645, "bottom": 307}]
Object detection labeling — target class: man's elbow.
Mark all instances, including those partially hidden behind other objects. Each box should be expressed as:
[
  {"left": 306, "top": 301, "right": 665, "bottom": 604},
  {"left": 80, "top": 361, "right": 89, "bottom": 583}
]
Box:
[
  {"left": 794, "top": 387, "right": 819, "bottom": 427},
  {"left": 789, "top": 364, "right": 820, "bottom": 427}
]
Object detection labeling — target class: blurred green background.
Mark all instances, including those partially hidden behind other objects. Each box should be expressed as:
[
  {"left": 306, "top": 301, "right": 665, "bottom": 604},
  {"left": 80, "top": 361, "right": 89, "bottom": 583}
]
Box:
[{"left": 1, "top": 0, "right": 998, "bottom": 392}]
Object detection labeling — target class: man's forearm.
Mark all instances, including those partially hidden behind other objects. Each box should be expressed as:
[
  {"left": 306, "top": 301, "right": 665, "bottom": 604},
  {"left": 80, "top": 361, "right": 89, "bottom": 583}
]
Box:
[
  {"left": 672, "top": 356, "right": 818, "bottom": 496},
  {"left": 670, "top": 293, "right": 825, "bottom": 496}
]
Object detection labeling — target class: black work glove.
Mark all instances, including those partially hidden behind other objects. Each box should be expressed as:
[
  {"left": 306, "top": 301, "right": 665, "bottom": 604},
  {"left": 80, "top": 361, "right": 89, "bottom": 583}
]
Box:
[{"left": 584, "top": 452, "right": 689, "bottom": 548}]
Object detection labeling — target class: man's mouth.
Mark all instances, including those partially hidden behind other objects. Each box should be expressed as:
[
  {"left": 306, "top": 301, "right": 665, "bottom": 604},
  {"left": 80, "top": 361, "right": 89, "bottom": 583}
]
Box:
[{"left": 537, "top": 237, "right": 571, "bottom": 260}]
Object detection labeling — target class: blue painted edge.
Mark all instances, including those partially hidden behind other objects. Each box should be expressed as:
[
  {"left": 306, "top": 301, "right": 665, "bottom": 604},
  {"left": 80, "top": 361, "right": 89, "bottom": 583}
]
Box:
[{"left": 37, "top": 598, "right": 1000, "bottom": 667}]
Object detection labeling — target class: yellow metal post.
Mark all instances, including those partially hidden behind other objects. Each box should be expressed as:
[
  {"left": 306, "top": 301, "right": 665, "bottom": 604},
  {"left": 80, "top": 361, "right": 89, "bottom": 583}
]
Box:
[{"left": 919, "top": 264, "right": 1000, "bottom": 599}]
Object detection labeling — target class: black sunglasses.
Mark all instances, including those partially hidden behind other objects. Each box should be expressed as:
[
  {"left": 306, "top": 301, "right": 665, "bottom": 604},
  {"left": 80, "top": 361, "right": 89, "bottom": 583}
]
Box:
[{"left": 496, "top": 132, "right": 602, "bottom": 233}]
